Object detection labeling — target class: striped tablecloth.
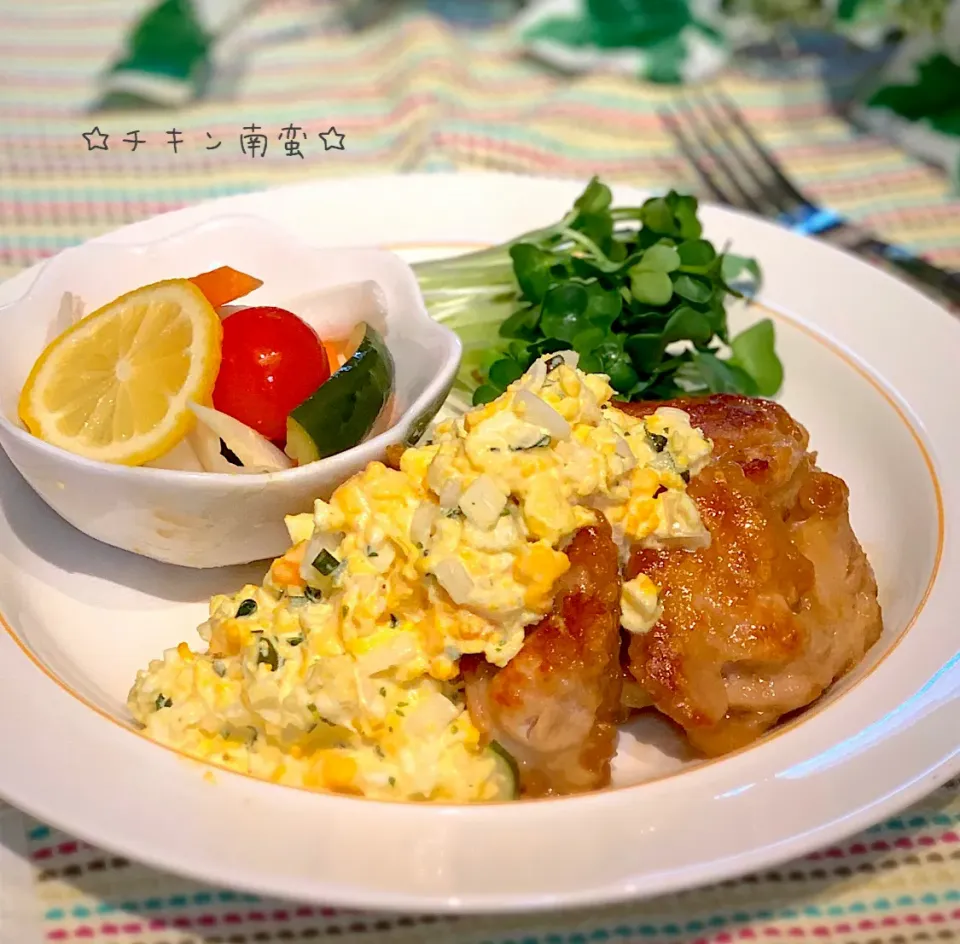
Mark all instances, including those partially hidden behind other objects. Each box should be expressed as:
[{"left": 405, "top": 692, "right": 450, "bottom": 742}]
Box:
[{"left": 1, "top": 2, "right": 959, "bottom": 942}]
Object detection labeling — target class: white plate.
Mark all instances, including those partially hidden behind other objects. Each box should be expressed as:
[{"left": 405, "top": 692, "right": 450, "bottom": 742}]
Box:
[{"left": 0, "top": 173, "right": 957, "bottom": 914}]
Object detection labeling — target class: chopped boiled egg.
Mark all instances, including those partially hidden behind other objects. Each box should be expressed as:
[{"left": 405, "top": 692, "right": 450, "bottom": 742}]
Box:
[{"left": 127, "top": 352, "right": 714, "bottom": 802}]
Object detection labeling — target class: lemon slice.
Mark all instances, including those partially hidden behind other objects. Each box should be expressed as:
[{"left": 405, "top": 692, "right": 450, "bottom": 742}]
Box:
[{"left": 18, "top": 279, "right": 223, "bottom": 465}]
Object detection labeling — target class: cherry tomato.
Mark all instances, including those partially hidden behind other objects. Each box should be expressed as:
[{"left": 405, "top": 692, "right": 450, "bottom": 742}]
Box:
[{"left": 212, "top": 306, "right": 330, "bottom": 443}]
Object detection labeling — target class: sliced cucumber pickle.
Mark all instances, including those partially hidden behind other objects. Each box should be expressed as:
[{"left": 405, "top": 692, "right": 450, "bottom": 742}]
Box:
[
  {"left": 488, "top": 740, "right": 520, "bottom": 800},
  {"left": 285, "top": 323, "right": 394, "bottom": 463}
]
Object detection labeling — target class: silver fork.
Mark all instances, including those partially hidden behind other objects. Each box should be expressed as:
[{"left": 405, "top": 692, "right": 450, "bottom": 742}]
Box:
[{"left": 661, "top": 93, "right": 960, "bottom": 311}]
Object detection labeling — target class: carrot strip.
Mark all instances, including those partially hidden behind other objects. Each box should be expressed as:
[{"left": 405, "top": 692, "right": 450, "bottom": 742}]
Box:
[
  {"left": 323, "top": 340, "right": 346, "bottom": 371},
  {"left": 271, "top": 558, "right": 305, "bottom": 590},
  {"left": 270, "top": 541, "right": 307, "bottom": 589},
  {"left": 190, "top": 266, "right": 263, "bottom": 309}
]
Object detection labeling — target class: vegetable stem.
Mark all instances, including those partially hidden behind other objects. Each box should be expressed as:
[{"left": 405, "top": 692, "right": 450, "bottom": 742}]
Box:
[{"left": 557, "top": 227, "right": 617, "bottom": 271}]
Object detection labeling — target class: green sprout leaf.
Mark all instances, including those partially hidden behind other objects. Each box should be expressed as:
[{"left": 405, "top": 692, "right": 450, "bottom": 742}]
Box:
[
  {"left": 573, "top": 176, "right": 613, "bottom": 216},
  {"left": 625, "top": 333, "right": 664, "bottom": 373},
  {"left": 510, "top": 243, "right": 556, "bottom": 304},
  {"left": 672, "top": 273, "right": 713, "bottom": 304},
  {"left": 637, "top": 243, "right": 681, "bottom": 273},
  {"left": 677, "top": 239, "right": 717, "bottom": 268},
  {"left": 668, "top": 192, "right": 702, "bottom": 239},
  {"left": 578, "top": 352, "right": 603, "bottom": 373},
  {"left": 412, "top": 177, "right": 771, "bottom": 405},
  {"left": 488, "top": 358, "right": 526, "bottom": 389},
  {"left": 498, "top": 306, "right": 539, "bottom": 340},
  {"left": 583, "top": 281, "right": 622, "bottom": 329},
  {"left": 690, "top": 350, "right": 759, "bottom": 396},
  {"left": 630, "top": 270, "right": 674, "bottom": 306},
  {"left": 662, "top": 306, "right": 713, "bottom": 346},
  {"left": 596, "top": 337, "right": 639, "bottom": 394},
  {"left": 507, "top": 340, "right": 533, "bottom": 364},
  {"left": 721, "top": 253, "right": 763, "bottom": 298},
  {"left": 640, "top": 197, "right": 675, "bottom": 234},
  {"left": 572, "top": 326, "right": 606, "bottom": 354},
  {"left": 728, "top": 319, "right": 783, "bottom": 397},
  {"left": 540, "top": 282, "right": 590, "bottom": 341},
  {"left": 473, "top": 384, "right": 500, "bottom": 406}
]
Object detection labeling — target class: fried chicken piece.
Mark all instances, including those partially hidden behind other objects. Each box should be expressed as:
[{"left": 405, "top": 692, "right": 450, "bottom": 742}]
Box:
[
  {"left": 385, "top": 443, "right": 405, "bottom": 471},
  {"left": 616, "top": 393, "right": 813, "bottom": 511},
  {"left": 617, "top": 395, "right": 882, "bottom": 756},
  {"left": 462, "top": 518, "right": 624, "bottom": 797}
]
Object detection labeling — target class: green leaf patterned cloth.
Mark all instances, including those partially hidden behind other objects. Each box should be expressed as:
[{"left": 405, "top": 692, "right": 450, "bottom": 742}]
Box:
[
  {"left": 852, "top": 14, "right": 960, "bottom": 187},
  {"left": 516, "top": 0, "right": 960, "bottom": 184},
  {"left": 93, "top": 0, "right": 960, "bottom": 182},
  {"left": 101, "top": 0, "right": 960, "bottom": 182}
]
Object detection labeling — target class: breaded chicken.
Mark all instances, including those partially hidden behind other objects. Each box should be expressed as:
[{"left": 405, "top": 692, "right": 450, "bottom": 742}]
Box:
[
  {"left": 462, "top": 518, "right": 624, "bottom": 797},
  {"left": 620, "top": 393, "right": 814, "bottom": 510},
  {"left": 616, "top": 395, "right": 882, "bottom": 756}
]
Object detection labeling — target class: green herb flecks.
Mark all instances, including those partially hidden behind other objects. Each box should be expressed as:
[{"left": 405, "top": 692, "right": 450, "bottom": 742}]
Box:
[
  {"left": 155, "top": 694, "right": 173, "bottom": 710},
  {"left": 412, "top": 177, "right": 781, "bottom": 405},
  {"left": 647, "top": 432, "right": 668, "bottom": 453},
  {"left": 236, "top": 598, "right": 257, "bottom": 617},
  {"left": 307, "top": 703, "right": 337, "bottom": 728},
  {"left": 510, "top": 434, "right": 551, "bottom": 451},
  {"left": 312, "top": 549, "right": 340, "bottom": 576},
  {"left": 256, "top": 638, "right": 280, "bottom": 671}
]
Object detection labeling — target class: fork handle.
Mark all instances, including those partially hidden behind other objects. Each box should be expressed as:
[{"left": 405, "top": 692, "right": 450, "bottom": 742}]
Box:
[
  {"left": 857, "top": 236, "right": 960, "bottom": 310},
  {"left": 825, "top": 222, "right": 960, "bottom": 311}
]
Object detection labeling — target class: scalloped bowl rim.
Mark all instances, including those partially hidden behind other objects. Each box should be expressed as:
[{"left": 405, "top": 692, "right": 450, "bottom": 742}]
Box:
[{"left": 0, "top": 214, "right": 462, "bottom": 492}]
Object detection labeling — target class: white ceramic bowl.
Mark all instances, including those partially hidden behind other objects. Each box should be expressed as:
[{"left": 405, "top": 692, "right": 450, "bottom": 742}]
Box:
[{"left": 0, "top": 216, "right": 461, "bottom": 569}]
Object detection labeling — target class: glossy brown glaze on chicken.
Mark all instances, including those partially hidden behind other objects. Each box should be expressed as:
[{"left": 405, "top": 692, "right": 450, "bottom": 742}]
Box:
[
  {"left": 462, "top": 518, "right": 624, "bottom": 796},
  {"left": 617, "top": 395, "right": 883, "bottom": 756}
]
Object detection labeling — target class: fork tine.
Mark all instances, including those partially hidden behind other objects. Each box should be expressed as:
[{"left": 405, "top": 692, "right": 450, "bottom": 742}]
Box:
[
  {"left": 675, "top": 95, "right": 768, "bottom": 216},
  {"left": 687, "top": 92, "right": 785, "bottom": 216},
  {"left": 713, "top": 92, "right": 810, "bottom": 207},
  {"left": 660, "top": 107, "right": 735, "bottom": 207}
]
